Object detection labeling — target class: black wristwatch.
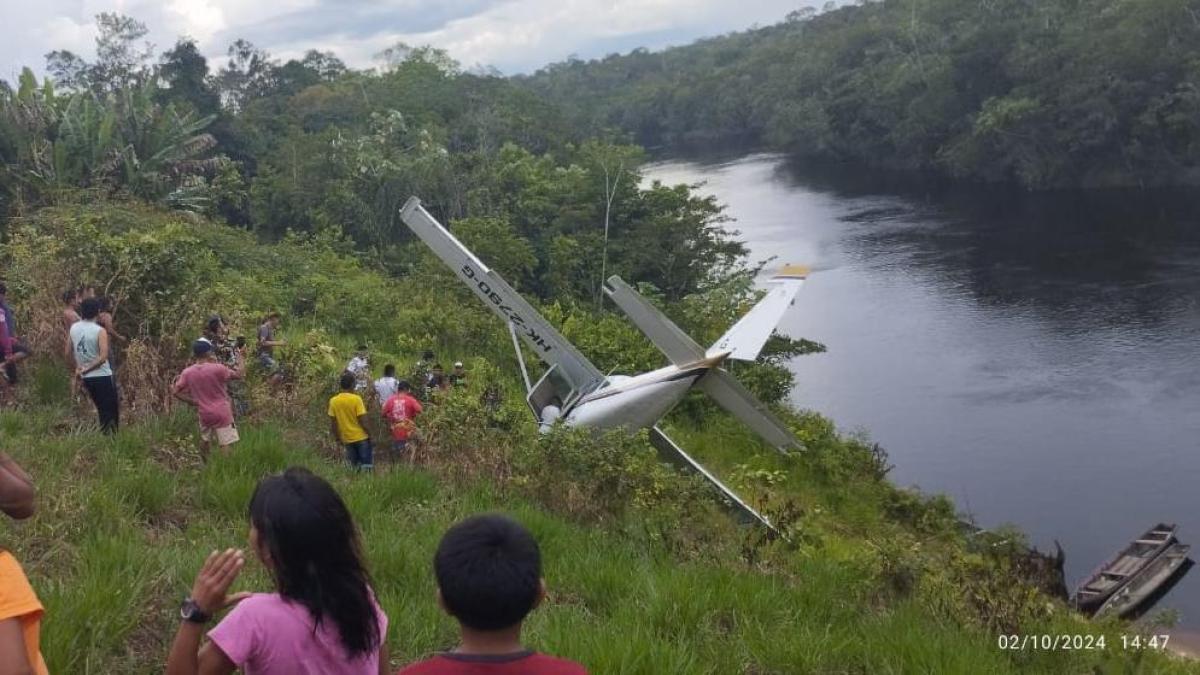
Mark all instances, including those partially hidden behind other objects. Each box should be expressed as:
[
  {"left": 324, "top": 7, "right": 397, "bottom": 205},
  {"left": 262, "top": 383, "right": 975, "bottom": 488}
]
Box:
[{"left": 180, "top": 598, "right": 212, "bottom": 624}]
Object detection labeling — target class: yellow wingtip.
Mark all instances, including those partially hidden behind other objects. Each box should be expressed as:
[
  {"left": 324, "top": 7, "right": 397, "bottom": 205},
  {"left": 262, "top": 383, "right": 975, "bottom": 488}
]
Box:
[{"left": 772, "top": 264, "right": 810, "bottom": 280}]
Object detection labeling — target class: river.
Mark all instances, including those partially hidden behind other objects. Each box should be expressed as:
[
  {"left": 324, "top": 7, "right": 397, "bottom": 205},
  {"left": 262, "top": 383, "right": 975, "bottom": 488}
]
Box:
[{"left": 644, "top": 153, "right": 1200, "bottom": 626}]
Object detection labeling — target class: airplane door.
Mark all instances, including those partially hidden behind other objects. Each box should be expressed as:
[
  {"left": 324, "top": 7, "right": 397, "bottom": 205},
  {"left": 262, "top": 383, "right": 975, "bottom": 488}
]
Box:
[{"left": 527, "top": 364, "right": 577, "bottom": 417}]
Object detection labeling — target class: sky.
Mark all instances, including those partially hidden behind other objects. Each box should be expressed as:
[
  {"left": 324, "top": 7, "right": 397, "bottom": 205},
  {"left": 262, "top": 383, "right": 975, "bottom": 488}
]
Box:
[{"left": 0, "top": 0, "right": 817, "bottom": 82}]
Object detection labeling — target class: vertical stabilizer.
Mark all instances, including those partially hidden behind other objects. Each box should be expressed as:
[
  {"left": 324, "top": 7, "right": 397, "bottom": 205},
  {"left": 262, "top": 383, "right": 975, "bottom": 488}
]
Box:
[{"left": 709, "top": 265, "right": 808, "bottom": 361}]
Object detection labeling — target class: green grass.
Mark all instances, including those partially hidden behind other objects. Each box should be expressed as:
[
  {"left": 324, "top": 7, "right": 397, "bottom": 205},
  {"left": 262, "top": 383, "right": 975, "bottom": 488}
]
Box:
[
  {"left": 1, "top": 383, "right": 1196, "bottom": 673},
  {"left": 5, "top": 171, "right": 1192, "bottom": 674}
]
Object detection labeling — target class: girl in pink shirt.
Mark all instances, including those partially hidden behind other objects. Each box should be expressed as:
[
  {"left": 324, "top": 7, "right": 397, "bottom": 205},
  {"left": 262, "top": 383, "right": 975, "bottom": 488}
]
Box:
[{"left": 166, "top": 467, "right": 389, "bottom": 675}]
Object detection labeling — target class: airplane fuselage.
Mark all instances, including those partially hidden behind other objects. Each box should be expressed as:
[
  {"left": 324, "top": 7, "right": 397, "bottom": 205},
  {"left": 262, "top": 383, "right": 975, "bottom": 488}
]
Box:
[
  {"left": 562, "top": 353, "right": 729, "bottom": 432},
  {"left": 399, "top": 196, "right": 801, "bottom": 530}
]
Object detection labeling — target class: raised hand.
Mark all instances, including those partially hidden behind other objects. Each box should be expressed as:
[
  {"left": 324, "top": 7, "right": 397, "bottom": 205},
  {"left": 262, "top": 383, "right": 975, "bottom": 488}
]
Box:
[{"left": 190, "top": 548, "right": 247, "bottom": 614}]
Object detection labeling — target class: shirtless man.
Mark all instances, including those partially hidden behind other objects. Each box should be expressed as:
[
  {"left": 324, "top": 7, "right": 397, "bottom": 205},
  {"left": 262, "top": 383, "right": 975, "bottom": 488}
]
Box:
[{"left": 61, "top": 288, "right": 81, "bottom": 331}]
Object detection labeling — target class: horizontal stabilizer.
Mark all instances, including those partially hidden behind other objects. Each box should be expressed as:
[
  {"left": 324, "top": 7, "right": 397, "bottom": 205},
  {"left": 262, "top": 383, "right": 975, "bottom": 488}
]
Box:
[
  {"left": 604, "top": 276, "right": 704, "bottom": 366},
  {"left": 700, "top": 368, "right": 801, "bottom": 452},
  {"left": 708, "top": 265, "right": 808, "bottom": 362},
  {"left": 649, "top": 426, "right": 773, "bottom": 531}
]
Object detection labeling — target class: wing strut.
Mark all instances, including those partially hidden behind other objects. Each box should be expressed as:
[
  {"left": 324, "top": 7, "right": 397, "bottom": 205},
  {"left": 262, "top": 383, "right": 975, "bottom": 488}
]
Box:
[
  {"left": 649, "top": 426, "right": 775, "bottom": 532},
  {"left": 508, "top": 321, "right": 532, "bottom": 394}
]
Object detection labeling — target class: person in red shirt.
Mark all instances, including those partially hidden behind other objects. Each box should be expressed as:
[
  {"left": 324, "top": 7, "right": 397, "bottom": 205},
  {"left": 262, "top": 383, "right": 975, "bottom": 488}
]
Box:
[
  {"left": 397, "top": 514, "right": 587, "bottom": 675},
  {"left": 173, "top": 339, "right": 246, "bottom": 458},
  {"left": 381, "top": 380, "right": 423, "bottom": 462}
]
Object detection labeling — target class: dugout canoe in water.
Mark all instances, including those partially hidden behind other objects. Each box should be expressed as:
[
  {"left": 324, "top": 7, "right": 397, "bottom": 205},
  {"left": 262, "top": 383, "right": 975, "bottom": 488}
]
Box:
[
  {"left": 1094, "top": 543, "right": 1193, "bottom": 619},
  {"left": 1073, "top": 523, "right": 1177, "bottom": 615}
]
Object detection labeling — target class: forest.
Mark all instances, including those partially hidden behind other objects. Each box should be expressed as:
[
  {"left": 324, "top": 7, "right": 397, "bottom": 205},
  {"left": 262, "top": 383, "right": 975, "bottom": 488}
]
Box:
[
  {"left": 522, "top": 0, "right": 1200, "bottom": 189},
  {"left": 4, "top": 15, "right": 760, "bottom": 304},
  {"left": 0, "top": 11, "right": 1197, "bottom": 674}
]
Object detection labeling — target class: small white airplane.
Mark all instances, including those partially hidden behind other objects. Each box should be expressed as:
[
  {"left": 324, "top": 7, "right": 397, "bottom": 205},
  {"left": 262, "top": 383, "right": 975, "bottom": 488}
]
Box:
[{"left": 400, "top": 197, "right": 808, "bottom": 530}]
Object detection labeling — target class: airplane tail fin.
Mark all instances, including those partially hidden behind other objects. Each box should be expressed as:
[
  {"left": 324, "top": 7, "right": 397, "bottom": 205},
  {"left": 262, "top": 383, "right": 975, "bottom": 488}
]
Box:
[
  {"left": 604, "top": 274, "right": 801, "bottom": 453},
  {"left": 708, "top": 265, "right": 808, "bottom": 362}
]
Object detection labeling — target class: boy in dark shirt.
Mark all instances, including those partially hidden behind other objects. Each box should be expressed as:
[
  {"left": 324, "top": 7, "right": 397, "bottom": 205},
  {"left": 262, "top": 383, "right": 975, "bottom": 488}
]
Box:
[{"left": 398, "top": 515, "right": 586, "bottom": 675}]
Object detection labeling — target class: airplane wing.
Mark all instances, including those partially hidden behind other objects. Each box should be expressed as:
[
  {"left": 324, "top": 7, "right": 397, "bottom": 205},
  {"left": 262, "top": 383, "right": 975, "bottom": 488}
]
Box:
[
  {"left": 648, "top": 426, "right": 774, "bottom": 532},
  {"left": 400, "top": 197, "right": 606, "bottom": 397},
  {"left": 708, "top": 265, "right": 808, "bottom": 361}
]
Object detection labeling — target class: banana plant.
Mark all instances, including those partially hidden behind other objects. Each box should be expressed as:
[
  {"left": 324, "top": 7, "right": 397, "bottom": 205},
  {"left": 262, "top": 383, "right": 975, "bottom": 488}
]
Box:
[{"left": 1, "top": 69, "right": 222, "bottom": 210}]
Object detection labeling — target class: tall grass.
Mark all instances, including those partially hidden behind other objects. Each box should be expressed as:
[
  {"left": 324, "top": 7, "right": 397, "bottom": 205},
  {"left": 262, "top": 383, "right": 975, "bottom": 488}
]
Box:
[{"left": 1, "top": 396, "right": 1194, "bottom": 673}]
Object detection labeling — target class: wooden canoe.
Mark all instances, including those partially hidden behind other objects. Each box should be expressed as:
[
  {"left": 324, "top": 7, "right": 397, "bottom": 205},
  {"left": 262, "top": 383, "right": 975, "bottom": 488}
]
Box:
[
  {"left": 1073, "top": 523, "right": 1177, "bottom": 614},
  {"left": 1094, "top": 543, "right": 1192, "bottom": 619}
]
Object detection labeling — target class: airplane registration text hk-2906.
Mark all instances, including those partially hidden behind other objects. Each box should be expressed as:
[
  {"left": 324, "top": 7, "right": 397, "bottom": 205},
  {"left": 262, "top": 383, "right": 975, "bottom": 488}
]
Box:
[{"left": 460, "top": 263, "right": 553, "bottom": 354}]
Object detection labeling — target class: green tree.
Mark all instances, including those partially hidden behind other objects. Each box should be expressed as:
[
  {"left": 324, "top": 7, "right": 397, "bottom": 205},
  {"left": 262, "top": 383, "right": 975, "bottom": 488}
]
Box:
[
  {"left": 158, "top": 39, "right": 220, "bottom": 116},
  {"left": 215, "top": 39, "right": 277, "bottom": 111},
  {"left": 0, "top": 70, "right": 222, "bottom": 210},
  {"left": 46, "top": 13, "right": 154, "bottom": 94},
  {"left": 450, "top": 217, "right": 537, "bottom": 288},
  {"left": 523, "top": 0, "right": 1200, "bottom": 189}
]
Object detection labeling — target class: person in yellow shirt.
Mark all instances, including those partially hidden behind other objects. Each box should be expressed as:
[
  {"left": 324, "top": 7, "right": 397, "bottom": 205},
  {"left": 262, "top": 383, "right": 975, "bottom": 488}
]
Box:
[
  {"left": 329, "top": 371, "right": 373, "bottom": 471},
  {"left": 1, "top": 451, "right": 48, "bottom": 675}
]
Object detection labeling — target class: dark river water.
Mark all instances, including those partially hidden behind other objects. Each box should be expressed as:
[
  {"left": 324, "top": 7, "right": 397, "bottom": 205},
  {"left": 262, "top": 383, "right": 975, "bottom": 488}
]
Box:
[{"left": 645, "top": 154, "right": 1200, "bottom": 627}]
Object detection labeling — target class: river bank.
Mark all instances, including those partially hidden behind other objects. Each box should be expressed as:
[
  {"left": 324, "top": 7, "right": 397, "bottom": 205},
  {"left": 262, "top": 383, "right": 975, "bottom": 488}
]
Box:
[
  {"left": 5, "top": 200, "right": 1196, "bottom": 672},
  {"left": 645, "top": 153, "right": 1200, "bottom": 628}
]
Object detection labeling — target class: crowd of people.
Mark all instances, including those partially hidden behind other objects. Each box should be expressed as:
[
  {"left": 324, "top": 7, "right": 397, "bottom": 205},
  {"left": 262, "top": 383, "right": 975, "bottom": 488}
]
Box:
[
  {"left": 0, "top": 282, "right": 472, "bottom": 458},
  {"left": 328, "top": 346, "right": 474, "bottom": 471},
  {"left": 0, "top": 289, "right": 587, "bottom": 672},
  {"left": 180, "top": 315, "right": 475, "bottom": 469}
]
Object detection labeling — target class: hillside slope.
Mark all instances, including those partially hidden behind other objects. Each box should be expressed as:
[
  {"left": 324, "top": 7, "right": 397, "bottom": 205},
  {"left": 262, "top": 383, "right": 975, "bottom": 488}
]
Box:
[{"left": 0, "top": 203, "right": 1193, "bottom": 673}]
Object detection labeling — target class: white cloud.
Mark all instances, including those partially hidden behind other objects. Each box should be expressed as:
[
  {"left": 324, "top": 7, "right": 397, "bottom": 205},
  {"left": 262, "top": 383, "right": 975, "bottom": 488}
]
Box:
[
  {"left": 1, "top": 0, "right": 817, "bottom": 81},
  {"left": 164, "top": 0, "right": 226, "bottom": 44},
  {"left": 373, "top": 0, "right": 806, "bottom": 72},
  {"left": 38, "top": 16, "right": 96, "bottom": 55}
]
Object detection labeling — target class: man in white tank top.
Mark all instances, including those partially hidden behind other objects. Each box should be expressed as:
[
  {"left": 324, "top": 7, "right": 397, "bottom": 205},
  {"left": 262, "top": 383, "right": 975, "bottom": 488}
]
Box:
[{"left": 69, "top": 298, "right": 119, "bottom": 433}]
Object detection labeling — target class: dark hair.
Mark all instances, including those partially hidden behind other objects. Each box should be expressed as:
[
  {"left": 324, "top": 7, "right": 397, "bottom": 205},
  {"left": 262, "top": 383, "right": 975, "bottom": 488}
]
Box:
[
  {"left": 62, "top": 289, "right": 78, "bottom": 304},
  {"left": 422, "top": 350, "right": 434, "bottom": 361},
  {"left": 339, "top": 371, "right": 356, "bottom": 390},
  {"left": 249, "top": 468, "right": 380, "bottom": 658},
  {"left": 432, "top": 363, "right": 443, "bottom": 371},
  {"left": 266, "top": 311, "right": 281, "bottom": 320},
  {"left": 80, "top": 297, "right": 102, "bottom": 320},
  {"left": 193, "top": 339, "right": 214, "bottom": 357},
  {"left": 0, "top": 282, "right": 6, "bottom": 296},
  {"left": 99, "top": 296, "right": 114, "bottom": 312},
  {"left": 356, "top": 344, "right": 368, "bottom": 351},
  {"left": 434, "top": 514, "right": 542, "bottom": 631},
  {"left": 397, "top": 380, "right": 410, "bottom": 392},
  {"left": 383, "top": 364, "right": 395, "bottom": 378},
  {"left": 206, "top": 315, "right": 223, "bottom": 332}
]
